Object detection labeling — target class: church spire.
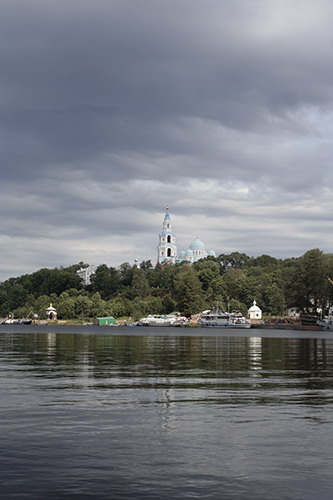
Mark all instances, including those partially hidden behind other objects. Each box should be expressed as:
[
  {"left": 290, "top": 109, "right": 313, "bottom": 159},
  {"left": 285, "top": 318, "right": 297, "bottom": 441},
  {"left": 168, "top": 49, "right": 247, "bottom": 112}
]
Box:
[
  {"left": 162, "top": 205, "right": 171, "bottom": 230},
  {"left": 157, "top": 206, "right": 177, "bottom": 264}
]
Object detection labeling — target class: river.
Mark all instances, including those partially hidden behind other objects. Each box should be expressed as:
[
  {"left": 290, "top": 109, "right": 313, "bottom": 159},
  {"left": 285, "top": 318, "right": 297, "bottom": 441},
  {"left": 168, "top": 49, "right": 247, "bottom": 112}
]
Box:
[{"left": 0, "top": 325, "right": 333, "bottom": 499}]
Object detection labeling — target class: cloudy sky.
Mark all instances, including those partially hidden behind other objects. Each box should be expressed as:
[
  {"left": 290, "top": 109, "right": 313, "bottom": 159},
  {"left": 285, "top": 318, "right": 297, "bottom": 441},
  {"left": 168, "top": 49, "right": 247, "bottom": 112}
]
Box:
[{"left": 1, "top": 0, "right": 333, "bottom": 281}]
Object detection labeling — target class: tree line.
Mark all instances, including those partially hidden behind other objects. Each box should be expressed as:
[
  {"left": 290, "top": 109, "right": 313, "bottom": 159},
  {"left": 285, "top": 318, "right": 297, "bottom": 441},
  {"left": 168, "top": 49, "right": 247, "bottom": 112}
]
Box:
[{"left": 1, "top": 248, "right": 333, "bottom": 320}]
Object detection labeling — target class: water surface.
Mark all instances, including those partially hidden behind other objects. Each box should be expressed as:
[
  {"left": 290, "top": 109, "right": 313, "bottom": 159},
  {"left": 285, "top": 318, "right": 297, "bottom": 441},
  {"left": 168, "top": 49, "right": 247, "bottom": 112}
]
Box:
[{"left": 1, "top": 329, "right": 333, "bottom": 499}]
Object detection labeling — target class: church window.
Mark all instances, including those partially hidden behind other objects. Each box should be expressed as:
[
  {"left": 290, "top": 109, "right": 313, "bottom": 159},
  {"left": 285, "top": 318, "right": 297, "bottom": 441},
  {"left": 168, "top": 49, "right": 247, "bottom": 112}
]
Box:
[
  {"left": 167, "top": 235, "right": 171, "bottom": 243},
  {"left": 167, "top": 248, "right": 172, "bottom": 257}
]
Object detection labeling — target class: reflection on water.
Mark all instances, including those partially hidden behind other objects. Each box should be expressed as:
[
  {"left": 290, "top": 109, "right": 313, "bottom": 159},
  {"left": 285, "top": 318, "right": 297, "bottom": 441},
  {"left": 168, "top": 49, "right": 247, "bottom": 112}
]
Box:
[{"left": 1, "top": 331, "right": 333, "bottom": 499}]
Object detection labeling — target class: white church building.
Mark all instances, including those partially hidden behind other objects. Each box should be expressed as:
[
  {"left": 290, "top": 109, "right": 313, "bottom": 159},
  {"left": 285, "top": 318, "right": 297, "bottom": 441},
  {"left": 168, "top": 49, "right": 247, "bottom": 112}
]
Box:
[
  {"left": 248, "top": 300, "right": 262, "bottom": 320},
  {"left": 157, "top": 206, "right": 216, "bottom": 265}
]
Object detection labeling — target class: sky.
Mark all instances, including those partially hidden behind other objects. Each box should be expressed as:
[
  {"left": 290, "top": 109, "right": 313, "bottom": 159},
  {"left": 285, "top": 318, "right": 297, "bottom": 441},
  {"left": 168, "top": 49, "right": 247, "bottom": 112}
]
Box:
[{"left": 1, "top": 0, "right": 333, "bottom": 282}]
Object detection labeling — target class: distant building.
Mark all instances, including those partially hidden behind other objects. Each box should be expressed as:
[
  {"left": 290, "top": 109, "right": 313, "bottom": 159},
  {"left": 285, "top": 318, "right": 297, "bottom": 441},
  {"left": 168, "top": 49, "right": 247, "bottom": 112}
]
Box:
[
  {"left": 177, "top": 237, "right": 216, "bottom": 264},
  {"left": 46, "top": 303, "right": 57, "bottom": 320},
  {"left": 287, "top": 307, "right": 299, "bottom": 318},
  {"left": 77, "top": 265, "right": 97, "bottom": 286},
  {"left": 248, "top": 300, "right": 262, "bottom": 320},
  {"left": 157, "top": 206, "right": 216, "bottom": 265},
  {"left": 157, "top": 206, "right": 178, "bottom": 264},
  {"left": 94, "top": 316, "right": 118, "bottom": 326}
]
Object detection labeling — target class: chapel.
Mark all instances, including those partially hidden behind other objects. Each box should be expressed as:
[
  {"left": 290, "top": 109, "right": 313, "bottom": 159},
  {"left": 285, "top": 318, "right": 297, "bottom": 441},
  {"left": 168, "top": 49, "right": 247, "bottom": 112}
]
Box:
[{"left": 247, "top": 300, "right": 262, "bottom": 320}]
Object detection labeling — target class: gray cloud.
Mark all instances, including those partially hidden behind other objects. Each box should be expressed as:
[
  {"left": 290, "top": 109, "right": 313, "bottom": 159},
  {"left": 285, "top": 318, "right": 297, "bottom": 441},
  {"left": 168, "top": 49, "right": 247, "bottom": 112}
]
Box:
[{"left": 1, "top": 0, "right": 333, "bottom": 280}]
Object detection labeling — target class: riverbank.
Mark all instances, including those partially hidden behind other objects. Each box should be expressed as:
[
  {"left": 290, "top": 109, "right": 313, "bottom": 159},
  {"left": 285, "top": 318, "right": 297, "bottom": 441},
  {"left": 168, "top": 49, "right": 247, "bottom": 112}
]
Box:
[
  {"left": 2, "top": 318, "right": 319, "bottom": 331},
  {"left": 0, "top": 323, "right": 329, "bottom": 339}
]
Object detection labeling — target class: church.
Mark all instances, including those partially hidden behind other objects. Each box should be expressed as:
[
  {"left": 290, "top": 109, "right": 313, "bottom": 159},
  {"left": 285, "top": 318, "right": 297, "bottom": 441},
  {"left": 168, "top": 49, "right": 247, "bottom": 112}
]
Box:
[{"left": 157, "top": 206, "right": 216, "bottom": 265}]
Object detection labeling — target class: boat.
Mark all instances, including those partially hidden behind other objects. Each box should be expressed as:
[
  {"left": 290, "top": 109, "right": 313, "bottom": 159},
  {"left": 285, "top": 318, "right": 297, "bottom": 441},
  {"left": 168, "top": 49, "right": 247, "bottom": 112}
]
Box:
[
  {"left": 299, "top": 312, "right": 319, "bottom": 326},
  {"left": 199, "top": 309, "right": 251, "bottom": 328},
  {"left": 139, "top": 314, "right": 188, "bottom": 327},
  {"left": 317, "top": 317, "right": 333, "bottom": 330},
  {"left": 317, "top": 307, "right": 333, "bottom": 330},
  {"left": 298, "top": 312, "right": 321, "bottom": 331},
  {"left": 4, "top": 318, "right": 32, "bottom": 325}
]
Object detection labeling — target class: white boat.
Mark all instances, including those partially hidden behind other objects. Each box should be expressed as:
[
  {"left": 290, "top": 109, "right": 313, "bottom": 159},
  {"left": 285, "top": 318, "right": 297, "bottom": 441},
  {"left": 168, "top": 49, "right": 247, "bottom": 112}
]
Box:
[
  {"left": 199, "top": 309, "right": 251, "bottom": 328},
  {"left": 317, "top": 317, "right": 333, "bottom": 330},
  {"left": 139, "top": 314, "right": 188, "bottom": 327},
  {"left": 4, "top": 318, "right": 32, "bottom": 325},
  {"left": 317, "top": 306, "right": 333, "bottom": 330}
]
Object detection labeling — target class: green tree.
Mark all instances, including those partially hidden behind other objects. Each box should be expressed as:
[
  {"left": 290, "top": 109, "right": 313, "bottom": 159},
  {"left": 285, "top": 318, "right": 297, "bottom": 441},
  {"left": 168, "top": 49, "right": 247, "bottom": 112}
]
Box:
[
  {"left": 118, "top": 262, "right": 134, "bottom": 287},
  {"left": 6, "top": 284, "right": 29, "bottom": 312},
  {"left": 74, "top": 295, "right": 91, "bottom": 319},
  {"left": 288, "top": 249, "right": 326, "bottom": 312},
  {"left": 108, "top": 297, "right": 132, "bottom": 317},
  {"left": 193, "top": 260, "right": 221, "bottom": 291},
  {"left": 251, "top": 254, "right": 280, "bottom": 269},
  {"left": 90, "top": 265, "right": 119, "bottom": 299},
  {"left": 58, "top": 293, "right": 76, "bottom": 319},
  {"left": 34, "top": 295, "right": 53, "bottom": 319},
  {"left": 173, "top": 267, "right": 205, "bottom": 316},
  {"left": 205, "top": 275, "right": 228, "bottom": 306},
  {"left": 131, "top": 268, "right": 150, "bottom": 298},
  {"left": 89, "top": 292, "right": 108, "bottom": 317},
  {"left": 219, "top": 252, "right": 251, "bottom": 271},
  {"left": 161, "top": 295, "right": 177, "bottom": 314},
  {"left": 264, "top": 284, "right": 285, "bottom": 316},
  {"left": 229, "top": 298, "right": 247, "bottom": 316},
  {"left": 323, "top": 254, "right": 333, "bottom": 313},
  {"left": 140, "top": 260, "right": 153, "bottom": 270},
  {"left": 149, "top": 264, "right": 177, "bottom": 292}
]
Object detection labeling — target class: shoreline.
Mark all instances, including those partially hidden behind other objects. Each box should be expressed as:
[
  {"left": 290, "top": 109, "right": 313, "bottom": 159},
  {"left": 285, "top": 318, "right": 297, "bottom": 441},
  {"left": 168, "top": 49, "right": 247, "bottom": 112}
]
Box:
[
  {"left": 0, "top": 322, "right": 329, "bottom": 339},
  {"left": 1, "top": 319, "right": 320, "bottom": 331}
]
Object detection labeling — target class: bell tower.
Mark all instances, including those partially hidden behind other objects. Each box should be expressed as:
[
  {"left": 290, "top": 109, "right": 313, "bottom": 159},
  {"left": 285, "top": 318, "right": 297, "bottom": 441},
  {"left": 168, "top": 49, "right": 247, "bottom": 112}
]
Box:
[{"left": 157, "top": 206, "right": 177, "bottom": 264}]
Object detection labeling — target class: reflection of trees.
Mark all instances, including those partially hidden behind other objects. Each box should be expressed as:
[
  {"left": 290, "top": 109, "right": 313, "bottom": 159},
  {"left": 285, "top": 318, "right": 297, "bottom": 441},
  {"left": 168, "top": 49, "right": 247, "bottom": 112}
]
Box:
[{"left": 1, "top": 333, "right": 333, "bottom": 393}]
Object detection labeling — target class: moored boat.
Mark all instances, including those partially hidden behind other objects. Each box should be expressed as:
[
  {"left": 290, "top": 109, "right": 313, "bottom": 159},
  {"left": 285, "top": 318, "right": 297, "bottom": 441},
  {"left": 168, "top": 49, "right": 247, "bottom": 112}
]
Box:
[
  {"left": 4, "top": 318, "right": 32, "bottom": 325},
  {"left": 139, "top": 314, "right": 188, "bottom": 327},
  {"left": 199, "top": 309, "right": 251, "bottom": 328},
  {"left": 299, "top": 312, "right": 319, "bottom": 326},
  {"left": 316, "top": 306, "right": 333, "bottom": 331},
  {"left": 317, "top": 318, "right": 333, "bottom": 330},
  {"left": 299, "top": 312, "right": 321, "bottom": 331}
]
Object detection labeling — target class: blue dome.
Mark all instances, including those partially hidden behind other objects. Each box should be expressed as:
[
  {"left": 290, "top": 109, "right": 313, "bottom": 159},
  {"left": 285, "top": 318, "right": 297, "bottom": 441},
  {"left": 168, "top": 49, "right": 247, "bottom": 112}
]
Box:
[
  {"left": 185, "top": 249, "right": 193, "bottom": 256},
  {"left": 179, "top": 250, "right": 186, "bottom": 258},
  {"left": 190, "top": 238, "right": 206, "bottom": 251},
  {"left": 208, "top": 249, "right": 216, "bottom": 257}
]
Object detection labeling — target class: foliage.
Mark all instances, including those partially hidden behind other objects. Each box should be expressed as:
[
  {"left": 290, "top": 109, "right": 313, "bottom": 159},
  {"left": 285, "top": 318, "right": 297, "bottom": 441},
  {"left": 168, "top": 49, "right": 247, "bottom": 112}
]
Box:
[
  {"left": 173, "top": 266, "right": 206, "bottom": 316},
  {"left": 1, "top": 251, "right": 333, "bottom": 319}
]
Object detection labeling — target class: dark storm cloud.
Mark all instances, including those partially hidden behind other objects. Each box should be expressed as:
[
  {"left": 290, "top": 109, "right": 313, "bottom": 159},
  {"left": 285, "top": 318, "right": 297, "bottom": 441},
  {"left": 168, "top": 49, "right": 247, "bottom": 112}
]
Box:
[
  {"left": 1, "top": 0, "right": 333, "bottom": 280},
  {"left": 3, "top": 0, "right": 332, "bottom": 171}
]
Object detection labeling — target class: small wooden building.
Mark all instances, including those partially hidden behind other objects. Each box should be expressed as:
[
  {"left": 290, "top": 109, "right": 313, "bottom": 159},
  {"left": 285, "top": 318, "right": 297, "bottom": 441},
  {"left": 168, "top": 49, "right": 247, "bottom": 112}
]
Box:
[{"left": 94, "top": 316, "right": 118, "bottom": 326}]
